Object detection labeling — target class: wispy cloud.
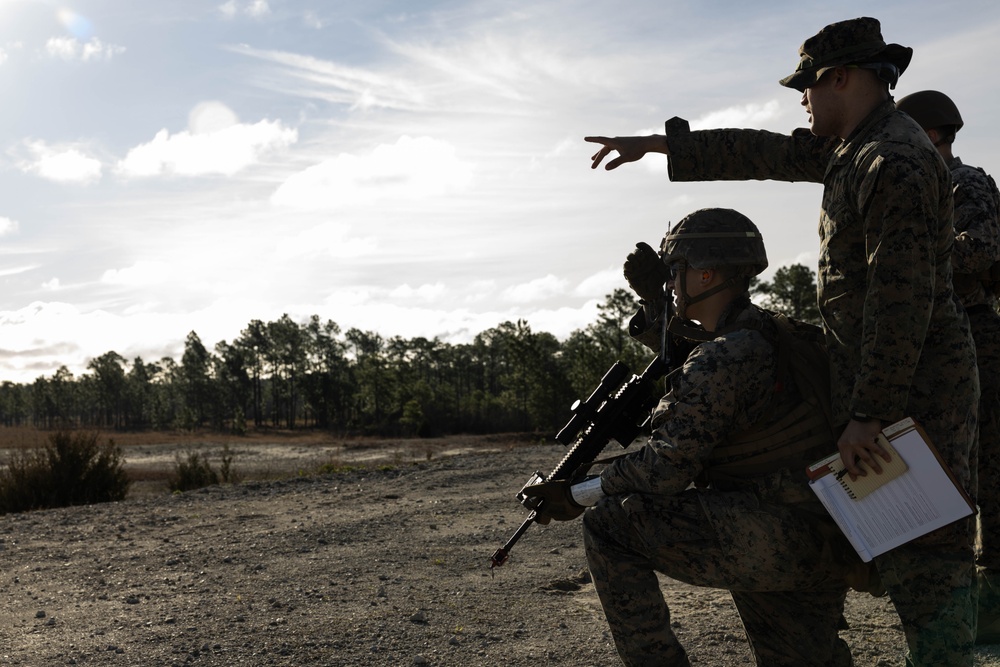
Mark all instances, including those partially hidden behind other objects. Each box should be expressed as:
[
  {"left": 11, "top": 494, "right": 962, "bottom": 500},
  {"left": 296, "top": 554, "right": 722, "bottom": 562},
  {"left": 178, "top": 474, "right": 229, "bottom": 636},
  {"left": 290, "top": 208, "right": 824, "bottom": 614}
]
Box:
[
  {"left": 0, "top": 216, "right": 18, "bottom": 236},
  {"left": 0, "top": 265, "right": 37, "bottom": 278},
  {"left": 231, "top": 45, "right": 428, "bottom": 111}
]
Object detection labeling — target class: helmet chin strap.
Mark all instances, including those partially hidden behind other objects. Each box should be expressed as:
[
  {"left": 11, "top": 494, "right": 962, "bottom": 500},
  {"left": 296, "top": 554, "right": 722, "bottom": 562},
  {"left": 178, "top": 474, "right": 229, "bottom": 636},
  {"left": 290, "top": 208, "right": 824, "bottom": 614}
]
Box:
[{"left": 675, "top": 264, "right": 741, "bottom": 318}]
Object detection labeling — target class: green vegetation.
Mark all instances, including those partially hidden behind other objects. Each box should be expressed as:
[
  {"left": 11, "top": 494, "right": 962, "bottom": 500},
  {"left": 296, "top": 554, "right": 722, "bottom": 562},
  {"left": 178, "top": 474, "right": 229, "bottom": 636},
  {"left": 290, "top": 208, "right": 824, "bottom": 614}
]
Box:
[
  {"left": 0, "top": 430, "right": 130, "bottom": 514},
  {"left": 751, "top": 263, "right": 821, "bottom": 324},
  {"left": 167, "top": 444, "right": 238, "bottom": 492}
]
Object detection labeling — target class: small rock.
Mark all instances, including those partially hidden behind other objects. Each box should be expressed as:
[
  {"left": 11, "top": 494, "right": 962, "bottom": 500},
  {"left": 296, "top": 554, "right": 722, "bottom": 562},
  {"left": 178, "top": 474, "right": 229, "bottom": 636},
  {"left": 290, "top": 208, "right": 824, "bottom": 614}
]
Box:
[
  {"left": 410, "top": 611, "right": 428, "bottom": 623},
  {"left": 35, "top": 610, "right": 46, "bottom": 619},
  {"left": 413, "top": 655, "right": 429, "bottom": 665}
]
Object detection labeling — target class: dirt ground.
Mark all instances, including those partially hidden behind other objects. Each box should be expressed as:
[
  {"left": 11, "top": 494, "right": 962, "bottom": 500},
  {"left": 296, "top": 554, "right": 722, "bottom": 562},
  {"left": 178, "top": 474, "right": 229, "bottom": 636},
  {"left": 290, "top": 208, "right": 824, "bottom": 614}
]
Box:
[{"left": 2, "top": 434, "right": 1000, "bottom": 666}]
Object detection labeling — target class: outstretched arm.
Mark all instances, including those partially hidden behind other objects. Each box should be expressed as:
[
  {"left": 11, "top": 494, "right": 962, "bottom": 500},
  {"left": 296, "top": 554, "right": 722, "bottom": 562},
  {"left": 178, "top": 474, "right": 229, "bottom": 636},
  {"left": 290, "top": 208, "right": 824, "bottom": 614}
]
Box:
[{"left": 585, "top": 134, "right": 669, "bottom": 170}]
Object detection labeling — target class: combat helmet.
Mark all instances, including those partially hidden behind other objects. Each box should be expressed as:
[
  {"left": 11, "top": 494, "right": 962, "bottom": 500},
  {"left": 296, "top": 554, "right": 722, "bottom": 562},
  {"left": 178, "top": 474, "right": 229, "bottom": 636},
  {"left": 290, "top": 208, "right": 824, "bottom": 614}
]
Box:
[
  {"left": 661, "top": 208, "right": 768, "bottom": 276},
  {"left": 660, "top": 208, "right": 767, "bottom": 315},
  {"left": 895, "top": 90, "right": 964, "bottom": 133}
]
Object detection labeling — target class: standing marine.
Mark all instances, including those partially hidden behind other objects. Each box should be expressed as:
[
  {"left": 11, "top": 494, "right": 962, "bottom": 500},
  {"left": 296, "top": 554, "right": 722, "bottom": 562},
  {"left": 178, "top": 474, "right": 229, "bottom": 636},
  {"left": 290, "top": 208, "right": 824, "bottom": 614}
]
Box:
[{"left": 896, "top": 89, "right": 1000, "bottom": 644}]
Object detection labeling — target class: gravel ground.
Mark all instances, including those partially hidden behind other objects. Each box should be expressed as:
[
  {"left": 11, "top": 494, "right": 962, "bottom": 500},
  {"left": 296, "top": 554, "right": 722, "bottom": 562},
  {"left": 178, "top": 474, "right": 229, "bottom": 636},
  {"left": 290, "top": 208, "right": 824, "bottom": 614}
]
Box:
[{"left": 2, "top": 439, "right": 1000, "bottom": 666}]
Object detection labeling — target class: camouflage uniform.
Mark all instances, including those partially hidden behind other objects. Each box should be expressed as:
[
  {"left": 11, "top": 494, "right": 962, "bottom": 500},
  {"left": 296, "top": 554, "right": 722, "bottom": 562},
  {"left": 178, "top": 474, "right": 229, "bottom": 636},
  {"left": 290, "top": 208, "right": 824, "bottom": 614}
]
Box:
[
  {"left": 949, "top": 157, "right": 1000, "bottom": 572},
  {"left": 585, "top": 296, "right": 856, "bottom": 667},
  {"left": 663, "top": 102, "right": 980, "bottom": 665}
]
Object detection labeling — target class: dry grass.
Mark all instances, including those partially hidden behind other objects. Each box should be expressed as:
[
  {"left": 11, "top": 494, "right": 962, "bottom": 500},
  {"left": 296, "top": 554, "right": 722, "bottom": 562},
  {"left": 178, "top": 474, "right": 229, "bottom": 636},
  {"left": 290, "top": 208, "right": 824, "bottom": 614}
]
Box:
[
  {"left": 0, "top": 426, "right": 542, "bottom": 500},
  {"left": 0, "top": 425, "right": 352, "bottom": 449}
]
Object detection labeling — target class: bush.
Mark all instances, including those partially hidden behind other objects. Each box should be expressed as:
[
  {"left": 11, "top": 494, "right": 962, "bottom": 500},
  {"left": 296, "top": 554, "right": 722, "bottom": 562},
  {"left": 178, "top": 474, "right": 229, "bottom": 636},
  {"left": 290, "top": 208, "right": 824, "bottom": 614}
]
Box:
[
  {"left": 0, "top": 430, "right": 130, "bottom": 514},
  {"left": 168, "top": 450, "right": 219, "bottom": 492}
]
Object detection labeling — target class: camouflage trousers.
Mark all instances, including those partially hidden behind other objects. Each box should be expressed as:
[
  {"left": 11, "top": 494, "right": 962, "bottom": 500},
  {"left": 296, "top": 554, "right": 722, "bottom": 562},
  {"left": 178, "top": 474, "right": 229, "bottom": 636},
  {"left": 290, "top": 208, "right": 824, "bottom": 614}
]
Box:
[
  {"left": 881, "top": 384, "right": 978, "bottom": 666},
  {"left": 969, "top": 306, "right": 1000, "bottom": 570},
  {"left": 583, "top": 488, "right": 854, "bottom": 667}
]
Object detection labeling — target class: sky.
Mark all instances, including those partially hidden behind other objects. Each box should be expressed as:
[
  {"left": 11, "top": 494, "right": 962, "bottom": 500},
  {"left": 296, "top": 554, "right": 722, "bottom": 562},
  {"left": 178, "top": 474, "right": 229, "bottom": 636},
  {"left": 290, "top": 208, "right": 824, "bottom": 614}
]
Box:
[{"left": 1, "top": 0, "right": 999, "bottom": 384}]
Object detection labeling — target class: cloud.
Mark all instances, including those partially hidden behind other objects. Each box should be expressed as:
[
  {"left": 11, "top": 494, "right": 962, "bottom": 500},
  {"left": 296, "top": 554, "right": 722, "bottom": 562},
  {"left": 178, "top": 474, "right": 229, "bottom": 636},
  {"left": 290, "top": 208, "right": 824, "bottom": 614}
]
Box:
[
  {"left": 15, "top": 140, "right": 102, "bottom": 184},
  {"left": 219, "top": 1, "right": 271, "bottom": 20},
  {"left": 0, "top": 216, "right": 18, "bottom": 236},
  {"left": 0, "top": 265, "right": 37, "bottom": 278},
  {"left": 502, "top": 274, "right": 570, "bottom": 304},
  {"left": 45, "top": 36, "right": 125, "bottom": 62},
  {"left": 274, "top": 223, "right": 378, "bottom": 260},
  {"left": 271, "top": 135, "right": 473, "bottom": 210},
  {"left": 247, "top": 1, "right": 271, "bottom": 18},
  {"left": 100, "top": 261, "right": 172, "bottom": 287},
  {"left": 692, "top": 100, "right": 784, "bottom": 130},
  {"left": 116, "top": 105, "right": 297, "bottom": 178},
  {"left": 188, "top": 101, "right": 240, "bottom": 134},
  {"left": 0, "top": 48, "right": 7, "bottom": 66},
  {"left": 219, "top": 1, "right": 238, "bottom": 19},
  {"left": 574, "top": 267, "right": 625, "bottom": 299},
  {"left": 389, "top": 283, "right": 447, "bottom": 302}
]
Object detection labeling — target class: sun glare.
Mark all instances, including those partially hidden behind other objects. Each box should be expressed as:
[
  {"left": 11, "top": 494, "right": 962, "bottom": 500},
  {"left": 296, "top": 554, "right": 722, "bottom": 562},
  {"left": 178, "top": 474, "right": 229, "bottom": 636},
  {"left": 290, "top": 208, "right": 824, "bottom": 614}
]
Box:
[{"left": 56, "top": 7, "right": 93, "bottom": 40}]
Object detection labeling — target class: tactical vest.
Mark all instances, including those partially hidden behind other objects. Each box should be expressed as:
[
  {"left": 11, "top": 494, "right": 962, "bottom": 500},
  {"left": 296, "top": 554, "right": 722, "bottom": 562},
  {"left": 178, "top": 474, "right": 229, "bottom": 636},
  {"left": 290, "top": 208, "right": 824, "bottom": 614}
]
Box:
[
  {"left": 691, "top": 312, "right": 836, "bottom": 491},
  {"left": 675, "top": 310, "right": 882, "bottom": 593}
]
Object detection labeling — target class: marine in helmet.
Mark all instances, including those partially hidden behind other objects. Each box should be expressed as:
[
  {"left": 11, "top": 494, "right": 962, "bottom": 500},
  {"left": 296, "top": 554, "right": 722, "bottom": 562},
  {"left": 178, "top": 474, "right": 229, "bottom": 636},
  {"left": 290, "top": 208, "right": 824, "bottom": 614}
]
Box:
[
  {"left": 522, "top": 208, "right": 858, "bottom": 666},
  {"left": 897, "top": 89, "right": 1000, "bottom": 644}
]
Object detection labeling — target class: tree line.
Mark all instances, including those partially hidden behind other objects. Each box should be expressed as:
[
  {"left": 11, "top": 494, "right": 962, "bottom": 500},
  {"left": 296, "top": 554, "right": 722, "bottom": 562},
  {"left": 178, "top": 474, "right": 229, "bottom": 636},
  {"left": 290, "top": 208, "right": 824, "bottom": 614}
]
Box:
[{"left": 0, "top": 266, "right": 819, "bottom": 437}]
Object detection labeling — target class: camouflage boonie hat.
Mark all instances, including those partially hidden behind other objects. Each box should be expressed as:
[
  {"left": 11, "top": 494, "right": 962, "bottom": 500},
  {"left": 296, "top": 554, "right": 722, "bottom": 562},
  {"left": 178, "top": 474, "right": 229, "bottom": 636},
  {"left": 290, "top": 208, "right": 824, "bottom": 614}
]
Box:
[
  {"left": 779, "top": 17, "right": 912, "bottom": 92},
  {"left": 660, "top": 208, "right": 768, "bottom": 277}
]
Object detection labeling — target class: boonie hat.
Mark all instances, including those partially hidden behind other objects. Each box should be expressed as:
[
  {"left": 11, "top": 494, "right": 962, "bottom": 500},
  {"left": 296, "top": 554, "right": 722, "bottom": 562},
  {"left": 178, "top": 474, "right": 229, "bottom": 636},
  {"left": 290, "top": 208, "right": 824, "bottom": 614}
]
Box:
[{"left": 779, "top": 17, "right": 912, "bottom": 92}]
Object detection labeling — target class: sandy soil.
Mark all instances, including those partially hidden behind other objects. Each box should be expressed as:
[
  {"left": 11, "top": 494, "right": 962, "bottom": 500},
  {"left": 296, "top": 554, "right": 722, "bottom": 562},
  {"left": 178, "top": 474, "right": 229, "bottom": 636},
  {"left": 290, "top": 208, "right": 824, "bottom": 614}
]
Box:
[{"left": 2, "top": 435, "right": 1000, "bottom": 666}]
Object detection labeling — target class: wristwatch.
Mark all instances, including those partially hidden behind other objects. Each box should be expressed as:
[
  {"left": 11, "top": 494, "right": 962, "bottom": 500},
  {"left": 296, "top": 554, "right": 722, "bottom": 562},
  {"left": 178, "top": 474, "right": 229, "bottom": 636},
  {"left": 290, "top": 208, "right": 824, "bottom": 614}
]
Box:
[{"left": 851, "top": 412, "right": 878, "bottom": 423}]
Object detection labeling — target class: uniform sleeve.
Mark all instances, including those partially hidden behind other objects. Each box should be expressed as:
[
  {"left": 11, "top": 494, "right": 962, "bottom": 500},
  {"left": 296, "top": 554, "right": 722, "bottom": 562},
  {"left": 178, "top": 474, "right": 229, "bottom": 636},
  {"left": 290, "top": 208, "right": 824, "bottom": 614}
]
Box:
[
  {"left": 849, "top": 148, "right": 942, "bottom": 419},
  {"left": 599, "top": 331, "right": 774, "bottom": 496},
  {"left": 951, "top": 165, "right": 1000, "bottom": 275},
  {"left": 665, "top": 118, "right": 832, "bottom": 184}
]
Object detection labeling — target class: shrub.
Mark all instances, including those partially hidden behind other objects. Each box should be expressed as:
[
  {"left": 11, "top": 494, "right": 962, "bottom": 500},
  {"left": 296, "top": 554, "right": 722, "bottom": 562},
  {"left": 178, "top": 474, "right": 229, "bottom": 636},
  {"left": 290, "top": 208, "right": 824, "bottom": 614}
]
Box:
[
  {"left": 168, "top": 450, "right": 219, "bottom": 492},
  {"left": 0, "top": 430, "right": 130, "bottom": 514}
]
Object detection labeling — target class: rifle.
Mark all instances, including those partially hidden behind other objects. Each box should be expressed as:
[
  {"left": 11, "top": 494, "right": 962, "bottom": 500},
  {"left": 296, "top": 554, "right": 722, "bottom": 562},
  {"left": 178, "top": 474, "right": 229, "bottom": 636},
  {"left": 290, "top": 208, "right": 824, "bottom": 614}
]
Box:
[{"left": 490, "top": 283, "right": 678, "bottom": 570}]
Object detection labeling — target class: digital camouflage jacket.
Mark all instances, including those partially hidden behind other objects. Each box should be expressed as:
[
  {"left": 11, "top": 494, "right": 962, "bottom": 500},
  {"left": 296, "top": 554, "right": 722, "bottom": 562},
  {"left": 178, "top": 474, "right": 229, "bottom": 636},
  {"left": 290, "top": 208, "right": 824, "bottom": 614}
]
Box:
[
  {"left": 950, "top": 156, "right": 1000, "bottom": 309},
  {"left": 662, "top": 100, "right": 978, "bottom": 440}
]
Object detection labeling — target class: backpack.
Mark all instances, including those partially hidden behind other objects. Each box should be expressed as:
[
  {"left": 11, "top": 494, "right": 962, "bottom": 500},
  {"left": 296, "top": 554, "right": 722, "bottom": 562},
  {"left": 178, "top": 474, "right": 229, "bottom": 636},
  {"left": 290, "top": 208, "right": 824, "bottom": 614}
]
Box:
[{"left": 696, "top": 310, "right": 835, "bottom": 483}]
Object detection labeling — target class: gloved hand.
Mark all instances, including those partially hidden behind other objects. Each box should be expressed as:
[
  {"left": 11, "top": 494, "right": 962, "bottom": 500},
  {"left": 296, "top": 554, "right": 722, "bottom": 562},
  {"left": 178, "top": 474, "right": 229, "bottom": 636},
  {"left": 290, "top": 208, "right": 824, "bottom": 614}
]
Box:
[
  {"left": 623, "top": 241, "right": 670, "bottom": 303},
  {"left": 521, "top": 479, "right": 585, "bottom": 525}
]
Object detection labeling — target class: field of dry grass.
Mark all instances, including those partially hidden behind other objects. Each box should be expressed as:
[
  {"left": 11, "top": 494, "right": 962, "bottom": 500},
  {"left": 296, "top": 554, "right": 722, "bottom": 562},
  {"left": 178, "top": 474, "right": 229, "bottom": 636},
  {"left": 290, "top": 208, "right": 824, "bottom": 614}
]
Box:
[{"left": 0, "top": 426, "right": 540, "bottom": 498}]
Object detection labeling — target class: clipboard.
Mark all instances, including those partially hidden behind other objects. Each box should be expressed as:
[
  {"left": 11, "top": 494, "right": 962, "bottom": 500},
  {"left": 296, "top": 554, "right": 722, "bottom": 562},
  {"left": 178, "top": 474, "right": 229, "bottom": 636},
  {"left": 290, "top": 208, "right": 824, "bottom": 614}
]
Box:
[{"left": 806, "top": 417, "right": 975, "bottom": 562}]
